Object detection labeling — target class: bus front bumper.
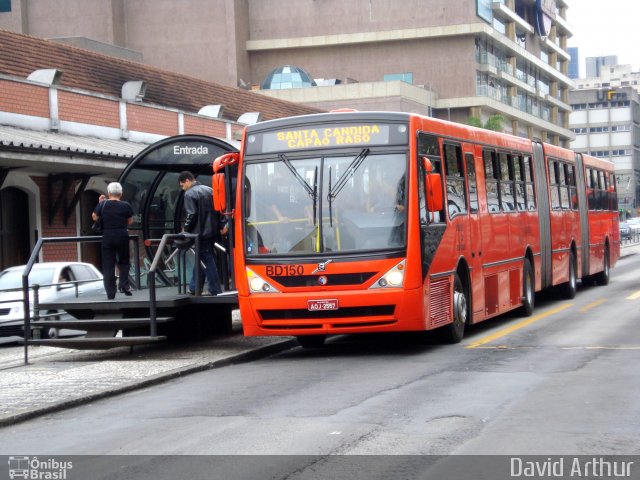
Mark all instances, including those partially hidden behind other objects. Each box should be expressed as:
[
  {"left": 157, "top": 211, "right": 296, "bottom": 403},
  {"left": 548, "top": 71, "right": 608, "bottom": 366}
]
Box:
[{"left": 240, "top": 287, "right": 425, "bottom": 336}]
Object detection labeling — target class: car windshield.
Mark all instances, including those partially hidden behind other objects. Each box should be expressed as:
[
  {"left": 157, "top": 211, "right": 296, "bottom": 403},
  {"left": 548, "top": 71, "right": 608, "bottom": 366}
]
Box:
[
  {"left": 243, "top": 151, "right": 407, "bottom": 255},
  {"left": 0, "top": 268, "right": 56, "bottom": 290}
]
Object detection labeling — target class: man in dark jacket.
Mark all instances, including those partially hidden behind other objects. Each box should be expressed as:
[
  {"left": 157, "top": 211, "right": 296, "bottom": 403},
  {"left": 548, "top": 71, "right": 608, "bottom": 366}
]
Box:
[{"left": 178, "top": 171, "right": 227, "bottom": 295}]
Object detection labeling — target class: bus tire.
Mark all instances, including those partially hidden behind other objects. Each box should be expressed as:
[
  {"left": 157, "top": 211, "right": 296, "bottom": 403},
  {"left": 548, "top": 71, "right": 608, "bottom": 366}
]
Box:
[
  {"left": 297, "top": 335, "right": 326, "bottom": 348},
  {"left": 518, "top": 259, "right": 535, "bottom": 317},
  {"left": 559, "top": 251, "right": 577, "bottom": 299},
  {"left": 440, "top": 275, "right": 467, "bottom": 344},
  {"left": 594, "top": 245, "right": 610, "bottom": 286}
]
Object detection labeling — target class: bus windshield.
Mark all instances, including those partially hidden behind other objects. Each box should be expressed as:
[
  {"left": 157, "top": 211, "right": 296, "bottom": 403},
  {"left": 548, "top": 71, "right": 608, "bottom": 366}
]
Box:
[{"left": 244, "top": 151, "right": 407, "bottom": 256}]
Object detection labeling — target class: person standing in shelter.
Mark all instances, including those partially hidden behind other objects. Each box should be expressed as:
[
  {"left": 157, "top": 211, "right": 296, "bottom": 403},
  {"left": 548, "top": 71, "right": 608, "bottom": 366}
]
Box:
[
  {"left": 92, "top": 182, "right": 134, "bottom": 300},
  {"left": 178, "top": 171, "right": 228, "bottom": 296}
]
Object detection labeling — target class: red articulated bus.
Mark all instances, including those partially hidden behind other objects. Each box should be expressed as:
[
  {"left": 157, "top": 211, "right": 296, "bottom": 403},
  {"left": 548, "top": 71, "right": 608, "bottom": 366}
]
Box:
[{"left": 213, "top": 111, "right": 619, "bottom": 348}]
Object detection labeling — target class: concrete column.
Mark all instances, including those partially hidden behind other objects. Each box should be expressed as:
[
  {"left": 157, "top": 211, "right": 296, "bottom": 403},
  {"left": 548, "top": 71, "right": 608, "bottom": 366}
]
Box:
[{"left": 19, "top": 0, "right": 29, "bottom": 33}]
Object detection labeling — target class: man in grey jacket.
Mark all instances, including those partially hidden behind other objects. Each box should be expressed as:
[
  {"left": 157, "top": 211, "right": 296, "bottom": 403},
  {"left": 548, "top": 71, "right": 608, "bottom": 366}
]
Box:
[{"left": 178, "top": 171, "right": 227, "bottom": 295}]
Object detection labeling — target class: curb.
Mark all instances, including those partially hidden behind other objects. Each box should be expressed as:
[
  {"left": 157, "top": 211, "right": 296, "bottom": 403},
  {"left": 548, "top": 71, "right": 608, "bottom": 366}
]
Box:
[{"left": 0, "top": 338, "right": 297, "bottom": 428}]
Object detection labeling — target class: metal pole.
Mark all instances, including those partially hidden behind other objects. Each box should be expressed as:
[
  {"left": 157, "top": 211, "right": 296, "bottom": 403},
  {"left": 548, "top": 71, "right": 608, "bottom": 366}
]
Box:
[
  {"left": 22, "top": 276, "right": 30, "bottom": 365},
  {"left": 132, "top": 236, "right": 141, "bottom": 290},
  {"left": 149, "top": 271, "right": 157, "bottom": 337},
  {"left": 194, "top": 236, "right": 201, "bottom": 295}
]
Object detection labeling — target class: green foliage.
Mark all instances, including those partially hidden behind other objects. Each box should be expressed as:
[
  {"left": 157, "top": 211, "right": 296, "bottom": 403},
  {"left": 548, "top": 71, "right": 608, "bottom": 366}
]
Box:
[
  {"left": 467, "top": 116, "right": 482, "bottom": 128},
  {"left": 484, "top": 115, "right": 504, "bottom": 132},
  {"left": 466, "top": 114, "right": 504, "bottom": 132}
]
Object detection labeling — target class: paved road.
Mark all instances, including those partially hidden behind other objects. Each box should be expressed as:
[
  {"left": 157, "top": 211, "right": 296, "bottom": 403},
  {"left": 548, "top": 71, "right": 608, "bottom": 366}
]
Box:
[
  {"left": 0, "top": 242, "right": 637, "bottom": 428},
  {"left": 0, "top": 244, "right": 638, "bottom": 474}
]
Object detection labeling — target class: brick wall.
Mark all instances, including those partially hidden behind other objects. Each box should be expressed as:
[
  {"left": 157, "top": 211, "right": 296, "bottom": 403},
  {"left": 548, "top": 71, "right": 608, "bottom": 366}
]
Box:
[
  {"left": 127, "top": 103, "right": 179, "bottom": 137},
  {"left": 0, "top": 79, "right": 49, "bottom": 117},
  {"left": 58, "top": 90, "right": 119, "bottom": 128},
  {"left": 184, "top": 114, "right": 227, "bottom": 137}
]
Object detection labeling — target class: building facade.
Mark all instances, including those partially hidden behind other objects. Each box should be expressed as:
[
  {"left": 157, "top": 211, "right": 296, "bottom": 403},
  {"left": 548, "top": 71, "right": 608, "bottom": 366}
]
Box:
[
  {"left": 0, "top": 29, "right": 320, "bottom": 271},
  {"left": 585, "top": 55, "right": 618, "bottom": 79},
  {"left": 569, "top": 86, "right": 640, "bottom": 212},
  {"left": 0, "top": 0, "right": 574, "bottom": 146}
]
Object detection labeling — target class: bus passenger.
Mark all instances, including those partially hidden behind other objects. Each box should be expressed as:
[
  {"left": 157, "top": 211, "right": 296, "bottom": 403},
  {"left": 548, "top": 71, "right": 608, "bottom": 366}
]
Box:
[
  {"left": 178, "top": 171, "right": 228, "bottom": 296},
  {"left": 92, "top": 182, "right": 134, "bottom": 299}
]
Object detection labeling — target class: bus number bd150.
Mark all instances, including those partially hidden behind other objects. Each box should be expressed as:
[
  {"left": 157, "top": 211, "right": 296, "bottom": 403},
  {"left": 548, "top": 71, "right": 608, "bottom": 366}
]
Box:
[{"left": 266, "top": 265, "right": 305, "bottom": 276}]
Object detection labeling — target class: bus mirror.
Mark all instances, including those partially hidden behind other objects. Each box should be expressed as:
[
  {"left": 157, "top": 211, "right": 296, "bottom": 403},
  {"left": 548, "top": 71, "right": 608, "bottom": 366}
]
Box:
[
  {"left": 213, "top": 152, "right": 239, "bottom": 174},
  {"left": 426, "top": 173, "right": 443, "bottom": 212},
  {"left": 212, "top": 173, "right": 226, "bottom": 212},
  {"left": 422, "top": 156, "right": 433, "bottom": 173}
]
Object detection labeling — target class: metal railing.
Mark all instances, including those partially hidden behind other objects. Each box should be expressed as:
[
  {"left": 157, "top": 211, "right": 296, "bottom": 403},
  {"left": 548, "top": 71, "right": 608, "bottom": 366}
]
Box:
[
  {"left": 146, "top": 233, "right": 201, "bottom": 337},
  {"left": 21, "top": 235, "right": 140, "bottom": 364}
]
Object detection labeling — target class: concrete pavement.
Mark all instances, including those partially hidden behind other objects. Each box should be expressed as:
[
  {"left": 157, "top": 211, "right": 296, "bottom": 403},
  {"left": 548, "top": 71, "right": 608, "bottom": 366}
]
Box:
[
  {"left": 0, "top": 314, "right": 296, "bottom": 427},
  {"left": 0, "top": 241, "right": 638, "bottom": 427}
]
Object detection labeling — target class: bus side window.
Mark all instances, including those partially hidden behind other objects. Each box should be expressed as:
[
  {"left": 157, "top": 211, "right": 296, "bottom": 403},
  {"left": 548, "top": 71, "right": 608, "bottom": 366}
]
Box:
[
  {"left": 512, "top": 154, "right": 526, "bottom": 211},
  {"left": 483, "top": 149, "right": 500, "bottom": 213},
  {"left": 418, "top": 133, "right": 445, "bottom": 224},
  {"left": 549, "top": 159, "right": 561, "bottom": 210},
  {"left": 524, "top": 155, "right": 536, "bottom": 211},
  {"left": 559, "top": 162, "right": 570, "bottom": 210},
  {"left": 499, "top": 152, "right": 514, "bottom": 212},
  {"left": 444, "top": 143, "right": 467, "bottom": 219},
  {"left": 587, "top": 168, "right": 597, "bottom": 210},
  {"left": 566, "top": 164, "right": 578, "bottom": 210},
  {"left": 598, "top": 170, "right": 607, "bottom": 211},
  {"left": 465, "top": 153, "right": 478, "bottom": 214},
  {"left": 608, "top": 172, "right": 618, "bottom": 211}
]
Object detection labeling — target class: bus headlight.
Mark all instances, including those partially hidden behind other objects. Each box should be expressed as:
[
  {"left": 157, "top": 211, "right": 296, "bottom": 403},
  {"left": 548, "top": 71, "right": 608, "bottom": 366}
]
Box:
[
  {"left": 247, "top": 268, "right": 280, "bottom": 294},
  {"left": 370, "top": 260, "right": 406, "bottom": 289}
]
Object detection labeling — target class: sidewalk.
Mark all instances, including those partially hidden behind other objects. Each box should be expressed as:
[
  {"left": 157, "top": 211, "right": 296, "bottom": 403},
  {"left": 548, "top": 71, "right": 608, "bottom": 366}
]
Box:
[
  {"left": 620, "top": 239, "right": 640, "bottom": 257},
  {"left": 0, "top": 241, "right": 637, "bottom": 427},
  {"left": 0, "top": 314, "right": 295, "bottom": 426}
]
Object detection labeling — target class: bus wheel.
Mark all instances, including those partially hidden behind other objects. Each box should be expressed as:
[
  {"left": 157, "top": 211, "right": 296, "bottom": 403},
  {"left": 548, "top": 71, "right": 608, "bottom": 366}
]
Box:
[
  {"left": 441, "top": 275, "right": 467, "bottom": 344},
  {"left": 559, "top": 251, "right": 577, "bottom": 299},
  {"left": 518, "top": 259, "right": 535, "bottom": 317},
  {"left": 594, "top": 246, "right": 610, "bottom": 286},
  {"left": 297, "top": 335, "right": 326, "bottom": 348}
]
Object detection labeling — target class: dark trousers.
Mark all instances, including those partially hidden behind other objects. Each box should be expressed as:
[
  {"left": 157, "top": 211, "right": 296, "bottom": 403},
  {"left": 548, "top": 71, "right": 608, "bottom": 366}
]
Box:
[
  {"left": 189, "top": 241, "right": 222, "bottom": 294},
  {"left": 101, "top": 230, "right": 131, "bottom": 299}
]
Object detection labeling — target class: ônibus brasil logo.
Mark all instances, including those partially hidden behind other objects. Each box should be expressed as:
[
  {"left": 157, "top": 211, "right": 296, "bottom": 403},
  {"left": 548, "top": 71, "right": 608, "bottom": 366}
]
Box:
[{"left": 8, "top": 456, "right": 73, "bottom": 479}]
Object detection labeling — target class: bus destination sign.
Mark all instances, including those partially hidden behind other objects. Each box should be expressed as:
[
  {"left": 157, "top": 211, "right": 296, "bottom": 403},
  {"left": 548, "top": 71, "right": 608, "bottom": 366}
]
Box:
[{"left": 254, "top": 124, "right": 392, "bottom": 153}]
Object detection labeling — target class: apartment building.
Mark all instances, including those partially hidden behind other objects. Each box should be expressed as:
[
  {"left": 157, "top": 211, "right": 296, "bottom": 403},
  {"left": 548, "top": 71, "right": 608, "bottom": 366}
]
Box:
[
  {"left": 0, "top": 0, "right": 574, "bottom": 146},
  {"left": 569, "top": 86, "right": 640, "bottom": 210}
]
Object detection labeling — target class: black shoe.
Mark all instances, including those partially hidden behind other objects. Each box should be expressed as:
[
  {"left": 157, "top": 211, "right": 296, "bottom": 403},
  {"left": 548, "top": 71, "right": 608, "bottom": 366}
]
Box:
[{"left": 119, "top": 287, "right": 132, "bottom": 296}]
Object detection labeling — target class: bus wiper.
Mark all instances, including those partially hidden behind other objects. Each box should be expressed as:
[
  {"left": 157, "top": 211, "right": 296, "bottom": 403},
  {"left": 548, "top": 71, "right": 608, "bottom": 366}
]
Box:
[
  {"left": 327, "top": 148, "right": 370, "bottom": 227},
  {"left": 328, "top": 148, "right": 370, "bottom": 201},
  {"left": 278, "top": 153, "right": 316, "bottom": 201}
]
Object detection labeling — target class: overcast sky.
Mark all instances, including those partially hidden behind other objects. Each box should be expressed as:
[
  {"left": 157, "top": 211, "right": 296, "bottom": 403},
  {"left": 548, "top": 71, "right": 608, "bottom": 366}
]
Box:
[{"left": 567, "top": 0, "right": 640, "bottom": 76}]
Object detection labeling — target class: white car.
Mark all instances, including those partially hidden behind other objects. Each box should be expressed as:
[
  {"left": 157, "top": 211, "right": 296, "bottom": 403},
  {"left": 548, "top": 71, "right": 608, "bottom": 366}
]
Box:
[
  {"left": 0, "top": 262, "right": 104, "bottom": 339},
  {"left": 626, "top": 218, "right": 640, "bottom": 234}
]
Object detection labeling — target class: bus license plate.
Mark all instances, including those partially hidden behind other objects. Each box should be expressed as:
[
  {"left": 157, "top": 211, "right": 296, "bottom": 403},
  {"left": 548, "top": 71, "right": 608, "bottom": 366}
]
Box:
[{"left": 307, "top": 299, "right": 339, "bottom": 311}]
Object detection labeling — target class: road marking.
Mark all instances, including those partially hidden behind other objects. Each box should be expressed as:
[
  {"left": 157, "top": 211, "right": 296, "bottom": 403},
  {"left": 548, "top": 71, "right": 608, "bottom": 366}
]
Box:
[
  {"left": 579, "top": 298, "right": 607, "bottom": 313},
  {"left": 470, "top": 345, "right": 640, "bottom": 350},
  {"left": 465, "top": 303, "right": 574, "bottom": 349},
  {"left": 626, "top": 290, "right": 640, "bottom": 300}
]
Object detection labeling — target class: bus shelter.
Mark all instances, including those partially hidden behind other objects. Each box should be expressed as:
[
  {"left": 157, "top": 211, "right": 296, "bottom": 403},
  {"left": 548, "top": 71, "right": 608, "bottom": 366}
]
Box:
[{"left": 119, "top": 134, "right": 238, "bottom": 289}]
